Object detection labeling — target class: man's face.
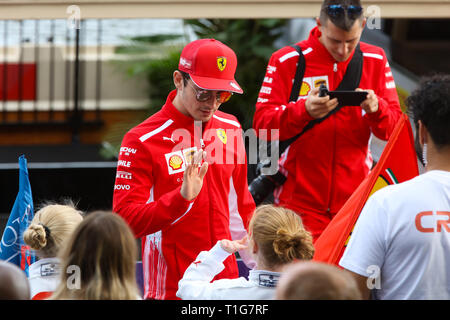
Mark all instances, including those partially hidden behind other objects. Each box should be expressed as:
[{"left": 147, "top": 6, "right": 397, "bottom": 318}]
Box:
[
  {"left": 181, "top": 80, "right": 222, "bottom": 122},
  {"left": 172, "top": 70, "right": 223, "bottom": 122},
  {"left": 318, "top": 18, "right": 365, "bottom": 62}
]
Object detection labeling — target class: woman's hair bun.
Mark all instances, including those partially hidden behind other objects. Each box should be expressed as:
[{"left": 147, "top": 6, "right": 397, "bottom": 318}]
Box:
[
  {"left": 23, "top": 224, "right": 48, "bottom": 250},
  {"left": 273, "top": 228, "right": 314, "bottom": 262}
]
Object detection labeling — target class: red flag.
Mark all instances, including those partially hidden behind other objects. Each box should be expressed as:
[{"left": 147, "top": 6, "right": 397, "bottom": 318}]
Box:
[{"left": 313, "top": 114, "right": 419, "bottom": 265}]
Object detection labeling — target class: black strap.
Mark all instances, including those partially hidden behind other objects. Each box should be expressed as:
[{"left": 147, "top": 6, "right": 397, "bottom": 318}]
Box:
[
  {"left": 279, "top": 43, "right": 364, "bottom": 152},
  {"left": 289, "top": 45, "right": 306, "bottom": 103}
]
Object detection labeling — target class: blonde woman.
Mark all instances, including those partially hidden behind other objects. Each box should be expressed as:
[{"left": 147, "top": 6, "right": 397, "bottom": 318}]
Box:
[
  {"left": 176, "top": 204, "right": 315, "bottom": 300},
  {"left": 50, "top": 210, "right": 140, "bottom": 300},
  {"left": 23, "top": 202, "right": 83, "bottom": 300}
]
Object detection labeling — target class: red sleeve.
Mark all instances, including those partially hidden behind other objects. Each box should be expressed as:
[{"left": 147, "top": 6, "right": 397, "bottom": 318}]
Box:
[
  {"left": 363, "top": 53, "right": 403, "bottom": 140},
  {"left": 112, "top": 131, "right": 194, "bottom": 238},
  {"left": 232, "top": 128, "right": 256, "bottom": 229},
  {"left": 253, "top": 48, "right": 314, "bottom": 141}
]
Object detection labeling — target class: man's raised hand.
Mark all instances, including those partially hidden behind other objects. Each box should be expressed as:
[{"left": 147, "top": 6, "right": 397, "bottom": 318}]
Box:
[{"left": 180, "top": 149, "right": 208, "bottom": 201}]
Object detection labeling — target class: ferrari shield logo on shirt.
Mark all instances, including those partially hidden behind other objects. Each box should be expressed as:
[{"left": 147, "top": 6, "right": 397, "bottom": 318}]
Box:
[
  {"left": 217, "top": 57, "right": 227, "bottom": 71},
  {"left": 314, "top": 78, "right": 327, "bottom": 88},
  {"left": 298, "top": 76, "right": 329, "bottom": 99},
  {"left": 182, "top": 147, "right": 197, "bottom": 165},
  {"left": 216, "top": 129, "right": 227, "bottom": 144}
]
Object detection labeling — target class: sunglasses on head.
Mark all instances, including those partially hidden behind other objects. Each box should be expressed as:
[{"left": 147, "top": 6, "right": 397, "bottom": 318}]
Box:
[
  {"left": 325, "top": 4, "right": 363, "bottom": 19},
  {"left": 187, "top": 81, "right": 233, "bottom": 104}
]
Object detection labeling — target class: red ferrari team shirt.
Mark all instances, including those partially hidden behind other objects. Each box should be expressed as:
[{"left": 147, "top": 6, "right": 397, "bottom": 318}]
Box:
[{"left": 113, "top": 90, "right": 255, "bottom": 299}]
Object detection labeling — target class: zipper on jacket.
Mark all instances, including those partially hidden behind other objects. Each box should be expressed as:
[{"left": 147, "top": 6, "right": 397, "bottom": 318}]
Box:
[{"left": 333, "top": 62, "right": 338, "bottom": 72}]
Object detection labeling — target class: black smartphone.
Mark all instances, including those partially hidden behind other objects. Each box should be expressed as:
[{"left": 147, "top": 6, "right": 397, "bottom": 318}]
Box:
[{"left": 328, "top": 90, "right": 368, "bottom": 106}]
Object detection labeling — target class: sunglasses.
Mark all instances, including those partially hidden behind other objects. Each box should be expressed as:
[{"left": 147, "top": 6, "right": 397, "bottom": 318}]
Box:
[
  {"left": 325, "top": 4, "right": 363, "bottom": 19},
  {"left": 187, "top": 81, "right": 233, "bottom": 104}
]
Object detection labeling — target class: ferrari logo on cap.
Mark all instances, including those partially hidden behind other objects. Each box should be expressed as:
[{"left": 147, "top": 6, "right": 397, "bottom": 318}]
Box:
[{"left": 217, "top": 57, "right": 227, "bottom": 71}]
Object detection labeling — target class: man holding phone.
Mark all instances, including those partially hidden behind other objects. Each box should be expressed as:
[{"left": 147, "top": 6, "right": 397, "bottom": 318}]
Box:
[{"left": 253, "top": 0, "right": 402, "bottom": 241}]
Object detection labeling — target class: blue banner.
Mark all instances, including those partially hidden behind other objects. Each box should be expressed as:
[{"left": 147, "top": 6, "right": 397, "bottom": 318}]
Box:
[{"left": 0, "top": 155, "right": 35, "bottom": 276}]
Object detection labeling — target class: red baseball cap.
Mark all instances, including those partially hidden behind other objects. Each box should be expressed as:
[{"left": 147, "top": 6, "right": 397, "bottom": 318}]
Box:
[{"left": 178, "top": 39, "right": 243, "bottom": 94}]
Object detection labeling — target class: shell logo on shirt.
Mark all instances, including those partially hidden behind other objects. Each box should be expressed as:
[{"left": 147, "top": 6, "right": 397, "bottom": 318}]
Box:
[
  {"left": 298, "top": 76, "right": 329, "bottom": 99},
  {"left": 169, "top": 155, "right": 183, "bottom": 170},
  {"left": 165, "top": 147, "right": 198, "bottom": 175},
  {"left": 299, "top": 81, "right": 311, "bottom": 96},
  {"left": 216, "top": 129, "right": 227, "bottom": 144},
  {"left": 217, "top": 57, "right": 227, "bottom": 71}
]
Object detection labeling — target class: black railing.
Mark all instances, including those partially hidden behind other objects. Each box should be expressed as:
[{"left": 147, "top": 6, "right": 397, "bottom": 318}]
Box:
[{"left": 0, "top": 19, "right": 104, "bottom": 142}]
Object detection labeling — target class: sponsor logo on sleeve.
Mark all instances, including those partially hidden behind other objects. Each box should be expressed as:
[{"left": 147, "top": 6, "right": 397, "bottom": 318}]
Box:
[
  {"left": 120, "top": 147, "right": 137, "bottom": 156},
  {"left": 116, "top": 171, "right": 132, "bottom": 180},
  {"left": 257, "top": 97, "right": 268, "bottom": 103},
  {"left": 114, "top": 184, "right": 130, "bottom": 191},
  {"left": 267, "top": 65, "right": 277, "bottom": 74},
  {"left": 260, "top": 86, "right": 272, "bottom": 95},
  {"left": 117, "top": 160, "right": 132, "bottom": 168},
  {"left": 386, "top": 81, "right": 396, "bottom": 89}
]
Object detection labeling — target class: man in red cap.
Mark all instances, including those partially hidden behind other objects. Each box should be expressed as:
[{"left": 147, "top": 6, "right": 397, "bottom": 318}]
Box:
[{"left": 113, "top": 39, "right": 255, "bottom": 300}]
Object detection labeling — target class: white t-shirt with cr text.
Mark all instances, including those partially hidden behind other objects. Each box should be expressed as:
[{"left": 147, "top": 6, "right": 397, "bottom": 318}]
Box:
[{"left": 339, "top": 170, "right": 450, "bottom": 300}]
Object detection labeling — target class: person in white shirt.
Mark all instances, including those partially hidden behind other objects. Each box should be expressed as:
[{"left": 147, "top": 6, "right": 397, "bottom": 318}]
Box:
[
  {"left": 176, "top": 204, "right": 315, "bottom": 300},
  {"left": 339, "top": 74, "right": 450, "bottom": 300},
  {"left": 23, "top": 202, "right": 83, "bottom": 300}
]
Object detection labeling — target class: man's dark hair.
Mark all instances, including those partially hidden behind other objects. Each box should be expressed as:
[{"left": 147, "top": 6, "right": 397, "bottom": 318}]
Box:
[
  {"left": 407, "top": 74, "right": 450, "bottom": 150},
  {"left": 320, "top": 0, "right": 364, "bottom": 31},
  {"left": 179, "top": 70, "right": 190, "bottom": 86}
]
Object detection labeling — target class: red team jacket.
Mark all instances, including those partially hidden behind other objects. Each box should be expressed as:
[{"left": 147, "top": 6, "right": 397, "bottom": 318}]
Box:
[
  {"left": 253, "top": 27, "right": 402, "bottom": 237},
  {"left": 113, "top": 90, "right": 255, "bottom": 300}
]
